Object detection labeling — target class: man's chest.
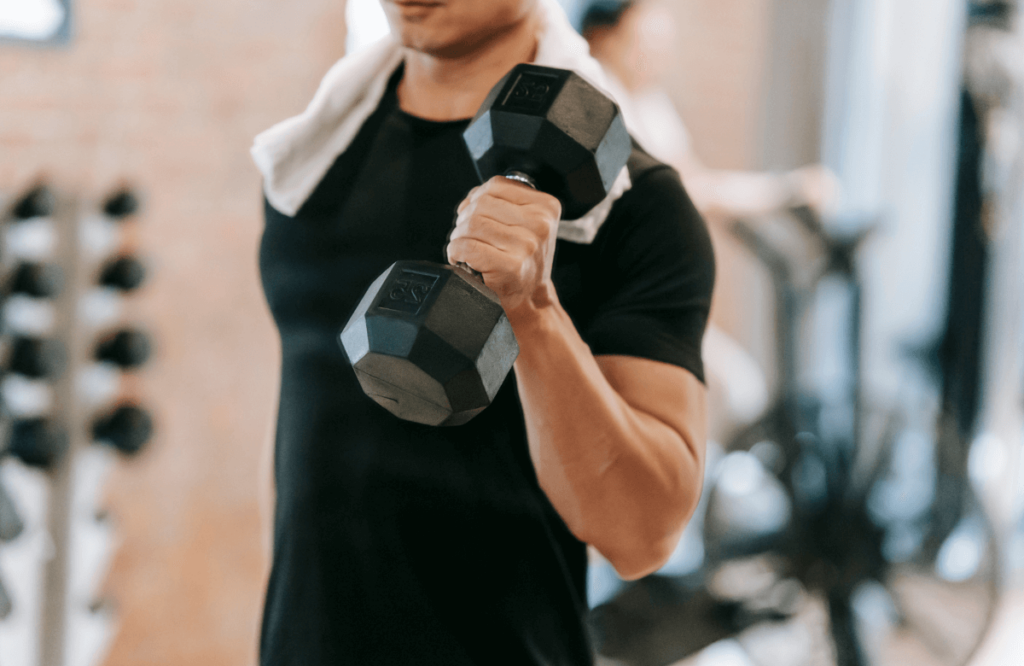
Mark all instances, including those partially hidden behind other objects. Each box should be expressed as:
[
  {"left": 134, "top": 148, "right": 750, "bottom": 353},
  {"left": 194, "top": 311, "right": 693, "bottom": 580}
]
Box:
[{"left": 260, "top": 113, "right": 611, "bottom": 330}]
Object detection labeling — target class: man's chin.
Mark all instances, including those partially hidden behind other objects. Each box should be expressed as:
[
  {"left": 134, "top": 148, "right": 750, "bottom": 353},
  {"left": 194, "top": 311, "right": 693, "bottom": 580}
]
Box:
[
  {"left": 391, "top": 6, "right": 532, "bottom": 60},
  {"left": 397, "top": 28, "right": 478, "bottom": 59}
]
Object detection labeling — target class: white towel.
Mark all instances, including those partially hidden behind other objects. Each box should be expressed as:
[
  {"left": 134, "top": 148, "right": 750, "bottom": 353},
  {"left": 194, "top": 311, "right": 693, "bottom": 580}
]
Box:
[{"left": 251, "top": 0, "right": 634, "bottom": 244}]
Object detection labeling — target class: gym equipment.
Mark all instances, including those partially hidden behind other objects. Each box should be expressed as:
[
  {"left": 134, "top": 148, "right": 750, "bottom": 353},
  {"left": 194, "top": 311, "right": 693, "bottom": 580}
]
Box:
[
  {"left": 101, "top": 189, "right": 140, "bottom": 219},
  {"left": 8, "top": 418, "right": 69, "bottom": 469},
  {"left": 99, "top": 256, "right": 147, "bottom": 291},
  {"left": 8, "top": 337, "right": 67, "bottom": 379},
  {"left": 341, "top": 63, "right": 630, "bottom": 426},
  {"left": 95, "top": 329, "right": 152, "bottom": 368},
  {"left": 11, "top": 185, "right": 55, "bottom": 220},
  {"left": 92, "top": 405, "right": 153, "bottom": 456},
  {"left": 8, "top": 263, "right": 64, "bottom": 297},
  {"left": 0, "top": 183, "right": 158, "bottom": 666}
]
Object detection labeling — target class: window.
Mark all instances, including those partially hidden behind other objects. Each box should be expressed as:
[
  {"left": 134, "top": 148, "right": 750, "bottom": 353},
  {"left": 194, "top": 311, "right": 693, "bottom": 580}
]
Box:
[{"left": 0, "top": 0, "right": 70, "bottom": 45}]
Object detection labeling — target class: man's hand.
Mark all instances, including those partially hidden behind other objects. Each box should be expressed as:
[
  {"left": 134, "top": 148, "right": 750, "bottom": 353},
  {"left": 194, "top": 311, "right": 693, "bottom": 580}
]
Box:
[{"left": 447, "top": 176, "right": 562, "bottom": 315}]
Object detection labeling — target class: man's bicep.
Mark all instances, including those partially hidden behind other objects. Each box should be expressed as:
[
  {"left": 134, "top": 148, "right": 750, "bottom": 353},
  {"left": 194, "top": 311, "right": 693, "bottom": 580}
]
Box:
[{"left": 595, "top": 354, "right": 707, "bottom": 466}]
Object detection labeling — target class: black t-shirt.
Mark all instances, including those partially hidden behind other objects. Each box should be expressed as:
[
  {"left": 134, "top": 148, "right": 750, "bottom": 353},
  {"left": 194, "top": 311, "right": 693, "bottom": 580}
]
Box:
[{"left": 258, "top": 68, "right": 714, "bottom": 666}]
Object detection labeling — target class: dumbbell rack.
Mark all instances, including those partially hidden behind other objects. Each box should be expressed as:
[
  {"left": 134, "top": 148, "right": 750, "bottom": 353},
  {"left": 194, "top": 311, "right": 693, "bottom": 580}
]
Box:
[
  {"left": 23, "top": 188, "right": 66, "bottom": 666},
  {"left": 0, "top": 184, "right": 153, "bottom": 666},
  {"left": 39, "top": 189, "right": 94, "bottom": 666}
]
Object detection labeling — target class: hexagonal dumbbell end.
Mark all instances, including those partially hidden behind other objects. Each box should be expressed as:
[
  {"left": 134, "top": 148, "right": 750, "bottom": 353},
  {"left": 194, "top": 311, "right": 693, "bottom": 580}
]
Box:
[
  {"left": 9, "top": 418, "right": 69, "bottom": 469},
  {"left": 463, "top": 63, "right": 631, "bottom": 220},
  {"left": 11, "top": 185, "right": 55, "bottom": 220},
  {"left": 102, "top": 188, "right": 140, "bottom": 219},
  {"left": 9, "top": 263, "right": 64, "bottom": 298},
  {"left": 95, "top": 329, "right": 152, "bottom": 368},
  {"left": 99, "top": 256, "right": 147, "bottom": 291},
  {"left": 9, "top": 337, "right": 67, "bottom": 379},
  {"left": 339, "top": 261, "right": 518, "bottom": 426},
  {"left": 93, "top": 404, "right": 154, "bottom": 456}
]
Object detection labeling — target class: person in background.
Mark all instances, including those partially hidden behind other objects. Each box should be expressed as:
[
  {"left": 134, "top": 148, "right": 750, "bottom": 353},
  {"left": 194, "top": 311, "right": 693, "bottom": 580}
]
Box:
[{"left": 580, "top": 0, "right": 836, "bottom": 219}]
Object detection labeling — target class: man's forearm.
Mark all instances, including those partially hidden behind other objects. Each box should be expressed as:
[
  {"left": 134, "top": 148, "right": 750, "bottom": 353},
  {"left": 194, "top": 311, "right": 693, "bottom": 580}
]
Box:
[{"left": 508, "top": 290, "right": 705, "bottom": 580}]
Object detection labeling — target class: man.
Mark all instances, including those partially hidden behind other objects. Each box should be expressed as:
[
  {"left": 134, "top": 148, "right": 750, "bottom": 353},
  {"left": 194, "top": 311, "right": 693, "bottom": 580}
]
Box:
[{"left": 251, "top": 1, "right": 713, "bottom": 664}]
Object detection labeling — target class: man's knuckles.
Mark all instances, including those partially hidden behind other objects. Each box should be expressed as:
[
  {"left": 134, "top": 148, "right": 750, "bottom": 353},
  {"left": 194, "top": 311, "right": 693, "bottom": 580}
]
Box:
[
  {"left": 446, "top": 237, "right": 487, "bottom": 267},
  {"left": 478, "top": 176, "right": 562, "bottom": 212},
  {"left": 466, "top": 199, "right": 557, "bottom": 237},
  {"left": 453, "top": 213, "right": 504, "bottom": 241},
  {"left": 457, "top": 201, "right": 546, "bottom": 239},
  {"left": 455, "top": 222, "right": 540, "bottom": 261}
]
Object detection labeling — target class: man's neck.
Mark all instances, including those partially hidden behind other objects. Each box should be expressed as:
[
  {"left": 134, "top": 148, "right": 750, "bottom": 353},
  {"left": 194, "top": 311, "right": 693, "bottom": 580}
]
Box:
[{"left": 397, "top": 12, "right": 542, "bottom": 122}]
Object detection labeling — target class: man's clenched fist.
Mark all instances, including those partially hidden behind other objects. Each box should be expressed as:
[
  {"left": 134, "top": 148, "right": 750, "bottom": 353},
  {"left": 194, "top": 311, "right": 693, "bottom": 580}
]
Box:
[{"left": 447, "top": 176, "right": 562, "bottom": 316}]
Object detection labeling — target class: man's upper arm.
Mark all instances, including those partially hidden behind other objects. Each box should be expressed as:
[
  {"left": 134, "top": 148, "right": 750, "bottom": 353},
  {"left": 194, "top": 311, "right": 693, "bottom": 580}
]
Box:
[
  {"left": 581, "top": 163, "right": 715, "bottom": 383},
  {"left": 595, "top": 355, "right": 707, "bottom": 467},
  {"left": 584, "top": 162, "right": 713, "bottom": 485}
]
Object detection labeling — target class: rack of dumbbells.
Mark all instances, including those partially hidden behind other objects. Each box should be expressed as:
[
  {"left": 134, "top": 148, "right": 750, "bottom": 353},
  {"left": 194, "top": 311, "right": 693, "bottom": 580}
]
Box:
[{"left": 0, "top": 183, "right": 154, "bottom": 666}]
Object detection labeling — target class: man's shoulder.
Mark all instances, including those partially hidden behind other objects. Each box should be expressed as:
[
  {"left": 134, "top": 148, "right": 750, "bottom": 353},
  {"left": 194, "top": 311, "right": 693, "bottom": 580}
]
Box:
[
  {"left": 589, "top": 139, "right": 714, "bottom": 284},
  {"left": 606, "top": 141, "right": 705, "bottom": 241},
  {"left": 619, "top": 141, "right": 695, "bottom": 216},
  {"left": 625, "top": 140, "right": 669, "bottom": 184}
]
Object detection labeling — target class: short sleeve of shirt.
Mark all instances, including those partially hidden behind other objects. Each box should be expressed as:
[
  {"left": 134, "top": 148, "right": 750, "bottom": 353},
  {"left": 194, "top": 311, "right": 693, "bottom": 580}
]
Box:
[{"left": 572, "top": 159, "right": 715, "bottom": 384}]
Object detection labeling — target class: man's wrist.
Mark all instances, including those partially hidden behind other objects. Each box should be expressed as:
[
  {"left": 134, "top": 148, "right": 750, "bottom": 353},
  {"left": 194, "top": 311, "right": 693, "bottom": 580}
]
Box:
[{"left": 505, "top": 281, "right": 563, "bottom": 335}]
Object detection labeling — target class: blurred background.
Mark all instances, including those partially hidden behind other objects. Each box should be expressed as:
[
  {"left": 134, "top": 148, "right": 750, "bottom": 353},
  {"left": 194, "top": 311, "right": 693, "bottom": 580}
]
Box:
[{"left": 0, "top": 1, "right": 1021, "bottom": 665}]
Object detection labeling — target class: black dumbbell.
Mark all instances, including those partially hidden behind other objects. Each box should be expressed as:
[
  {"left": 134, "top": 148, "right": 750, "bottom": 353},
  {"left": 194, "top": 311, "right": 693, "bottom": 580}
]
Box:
[
  {"left": 99, "top": 256, "right": 147, "bottom": 291},
  {"left": 340, "top": 64, "right": 630, "bottom": 426},
  {"left": 11, "top": 185, "right": 55, "bottom": 220},
  {"left": 102, "top": 188, "right": 140, "bottom": 219},
  {"left": 8, "top": 263, "right": 64, "bottom": 298},
  {"left": 95, "top": 329, "right": 152, "bottom": 368},
  {"left": 9, "top": 337, "right": 66, "bottom": 378},
  {"left": 8, "top": 418, "right": 69, "bottom": 469},
  {"left": 92, "top": 404, "right": 153, "bottom": 456}
]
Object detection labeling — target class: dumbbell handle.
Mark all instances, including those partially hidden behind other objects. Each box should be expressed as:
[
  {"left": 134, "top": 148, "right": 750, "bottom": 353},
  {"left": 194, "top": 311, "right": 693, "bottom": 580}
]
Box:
[
  {"left": 503, "top": 170, "right": 536, "bottom": 189},
  {"left": 455, "top": 170, "right": 538, "bottom": 280}
]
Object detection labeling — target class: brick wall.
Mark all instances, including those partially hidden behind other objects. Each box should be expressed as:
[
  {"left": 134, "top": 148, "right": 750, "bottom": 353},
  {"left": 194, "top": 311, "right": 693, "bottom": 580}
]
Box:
[{"left": 1, "top": 1, "right": 346, "bottom": 664}]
